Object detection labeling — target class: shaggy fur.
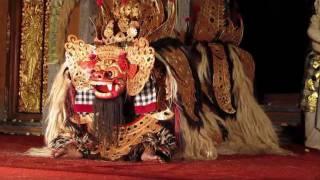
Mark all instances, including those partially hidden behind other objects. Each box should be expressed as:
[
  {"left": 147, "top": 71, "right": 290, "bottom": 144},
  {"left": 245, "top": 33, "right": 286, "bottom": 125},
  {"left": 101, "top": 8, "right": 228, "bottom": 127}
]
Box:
[
  {"left": 217, "top": 45, "right": 287, "bottom": 155},
  {"left": 44, "top": 63, "right": 73, "bottom": 145},
  {"left": 165, "top": 42, "right": 288, "bottom": 159},
  {"left": 26, "top": 63, "right": 73, "bottom": 157},
  {"left": 179, "top": 104, "right": 224, "bottom": 160}
]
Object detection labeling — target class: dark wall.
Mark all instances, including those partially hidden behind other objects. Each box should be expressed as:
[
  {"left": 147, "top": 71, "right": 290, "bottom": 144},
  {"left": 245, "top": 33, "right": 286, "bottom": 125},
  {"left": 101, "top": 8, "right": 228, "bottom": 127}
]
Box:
[
  {"left": 0, "top": 0, "right": 8, "bottom": 119},
  {"left": 238, "top": 0, "right": 314, "bottom": 97}
]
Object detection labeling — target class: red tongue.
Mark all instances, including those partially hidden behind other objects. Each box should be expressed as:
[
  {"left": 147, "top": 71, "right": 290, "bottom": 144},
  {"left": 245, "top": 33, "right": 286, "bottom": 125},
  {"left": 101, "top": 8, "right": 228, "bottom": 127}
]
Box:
[{"left": 95, "top": 85, "right": 110, "bottom": 93}]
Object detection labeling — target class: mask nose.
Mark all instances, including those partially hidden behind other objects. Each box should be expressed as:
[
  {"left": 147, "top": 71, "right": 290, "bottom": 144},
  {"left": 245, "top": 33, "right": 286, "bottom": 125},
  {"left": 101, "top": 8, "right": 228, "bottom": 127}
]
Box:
[{"left": 91, "top": 71, "right": 104, "bottom": 80}]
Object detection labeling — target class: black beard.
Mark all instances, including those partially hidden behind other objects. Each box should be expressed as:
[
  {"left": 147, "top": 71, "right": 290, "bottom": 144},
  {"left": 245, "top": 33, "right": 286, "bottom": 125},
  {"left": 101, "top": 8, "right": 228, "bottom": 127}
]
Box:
[{"left": 93, "top": 95, "right": 125, "bottom": 146}]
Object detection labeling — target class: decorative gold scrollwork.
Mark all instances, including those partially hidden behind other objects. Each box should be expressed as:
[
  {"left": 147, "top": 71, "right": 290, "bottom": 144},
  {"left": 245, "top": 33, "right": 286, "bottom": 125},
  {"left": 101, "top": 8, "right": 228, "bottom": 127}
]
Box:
[
  {"left": 303, "top": 54, "right": 320, "bottom": 112},
  {"left": 18, "top": 0, "right": 48, "bottom": 113}
]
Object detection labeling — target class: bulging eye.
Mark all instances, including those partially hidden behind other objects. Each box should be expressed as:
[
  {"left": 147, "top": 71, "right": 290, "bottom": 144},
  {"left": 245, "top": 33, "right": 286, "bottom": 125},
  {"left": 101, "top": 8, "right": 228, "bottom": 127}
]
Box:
[
  {"left": 104, "top": 67, "right": 119, "bottom": 80},
  {"left": 105, "top": 71, "right": 113, "bottom": 79}
]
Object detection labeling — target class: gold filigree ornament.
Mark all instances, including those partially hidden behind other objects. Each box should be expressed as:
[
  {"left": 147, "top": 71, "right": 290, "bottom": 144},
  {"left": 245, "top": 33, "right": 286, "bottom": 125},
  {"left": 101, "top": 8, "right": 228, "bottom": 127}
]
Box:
[
  {"left": 313, "top": 55, "right": 320, "bottom": 69},
  {"left": 307, "top": 92, "right": 319, "bottom": 112},
  {"left": 102, "top": 20, "right": 139, "bottom": 45},
  {"left": 18, "top": 0, "right": 46, "bottom": 113},
  {"left": 64, "top": 35, "right": 95, "bottom": 91},
  {"left": 302, "top": 54, "right": 320, "bottom": 112},
  {"left": 101, "top": 0, "right": 141, "bottom": 45},
  {"left": 307, "top": 79, "right": 316, "bottom": 91},
  {"left": 99, "top": 0, "right": 170, "bottom": 44},
  {"left": 95, "top": 45, "right": 124, "bottom": 69},
  {"left": 126, "top": 38, "right": 155, "bottom": 96},
  {"left": 100, "top": 114, "right": 162, "bottom": 161}
]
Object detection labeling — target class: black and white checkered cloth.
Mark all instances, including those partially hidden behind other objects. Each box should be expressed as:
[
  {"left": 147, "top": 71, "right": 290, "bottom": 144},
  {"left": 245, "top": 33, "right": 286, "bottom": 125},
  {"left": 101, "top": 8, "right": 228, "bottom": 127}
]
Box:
[
  {"left": 75, "top": 90, "right": 95, "bottom": 105},
  {"left": 134, "top": 79, "right": 157, "bottom": 107},
  {"left": 74, "top": 90, "right": 95, "bottom": 115}
]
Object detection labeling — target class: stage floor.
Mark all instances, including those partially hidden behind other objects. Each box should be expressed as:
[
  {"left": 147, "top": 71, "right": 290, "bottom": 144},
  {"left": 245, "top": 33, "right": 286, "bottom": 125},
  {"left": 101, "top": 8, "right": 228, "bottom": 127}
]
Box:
[{"left": 0, "top": 135, "right": 319, "bottom": 180}]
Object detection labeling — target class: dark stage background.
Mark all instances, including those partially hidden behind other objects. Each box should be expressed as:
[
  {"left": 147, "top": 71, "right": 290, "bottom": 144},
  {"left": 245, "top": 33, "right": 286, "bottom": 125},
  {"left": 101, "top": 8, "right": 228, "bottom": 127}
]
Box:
[{"left": 238, "top": 0, "right": 314, "bottom": 99}]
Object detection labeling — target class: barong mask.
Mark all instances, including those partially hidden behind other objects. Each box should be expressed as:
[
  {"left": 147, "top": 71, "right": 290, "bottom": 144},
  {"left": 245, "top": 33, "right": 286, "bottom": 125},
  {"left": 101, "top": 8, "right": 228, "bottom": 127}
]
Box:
[
  {"left": 94, "top": 0, "right": 157, "bottom": 99},
  {"left": 64, "top": 1, "right": 156, "bottom": 99}
]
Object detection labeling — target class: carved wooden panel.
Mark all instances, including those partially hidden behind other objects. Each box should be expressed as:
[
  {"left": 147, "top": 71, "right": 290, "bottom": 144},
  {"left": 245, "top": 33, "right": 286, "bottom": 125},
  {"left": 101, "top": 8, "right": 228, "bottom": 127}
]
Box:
[
  {"left": 18, "top": 0, "right": 47, "bottom": 113},
  {"left": 0, "top": 0, "right": 50, "bottom": 135}
]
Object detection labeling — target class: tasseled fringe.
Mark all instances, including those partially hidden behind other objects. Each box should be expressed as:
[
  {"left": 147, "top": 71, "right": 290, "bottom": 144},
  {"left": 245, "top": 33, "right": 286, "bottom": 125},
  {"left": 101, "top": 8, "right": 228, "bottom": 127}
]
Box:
[{"left": 218, "top": 44, "right": 289, "bottom": 155}]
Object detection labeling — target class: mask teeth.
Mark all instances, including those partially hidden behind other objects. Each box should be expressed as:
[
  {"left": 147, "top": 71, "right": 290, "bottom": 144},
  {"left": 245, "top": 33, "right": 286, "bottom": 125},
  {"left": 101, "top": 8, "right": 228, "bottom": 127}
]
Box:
[
  {"left": 107, "top": 82, "right": 113, "bottom": 91},
  {"left": 115, "top": 85, "right": 120, "bottom": 91}
]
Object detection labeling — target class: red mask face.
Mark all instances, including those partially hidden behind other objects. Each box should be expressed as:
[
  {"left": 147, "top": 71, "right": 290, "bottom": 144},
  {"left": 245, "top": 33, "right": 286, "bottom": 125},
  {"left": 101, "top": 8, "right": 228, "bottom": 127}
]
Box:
[
  {"left": 89, "top": 51, "right": 137, "bottom": 99},
  {"left": 90, "top": 66, "right": 127, "bottom": 99}
]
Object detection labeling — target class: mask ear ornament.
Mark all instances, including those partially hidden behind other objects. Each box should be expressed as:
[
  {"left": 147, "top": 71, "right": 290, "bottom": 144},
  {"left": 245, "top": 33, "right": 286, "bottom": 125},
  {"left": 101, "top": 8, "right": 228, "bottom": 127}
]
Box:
[
  {"left": 126, "top": 38, "right": 156, "bottom": 96},
  {"left": 127, "top": 64, "right": 138, "bottom": 79},
  {"left": 64, "top": 35, "right": 96, "bottom": 91}
]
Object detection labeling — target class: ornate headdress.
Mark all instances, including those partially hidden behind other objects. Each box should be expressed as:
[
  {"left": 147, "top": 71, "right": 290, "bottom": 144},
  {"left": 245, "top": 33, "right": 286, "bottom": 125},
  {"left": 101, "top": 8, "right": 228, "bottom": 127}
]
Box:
[
  {"left": 64, "top": 0, "right": 160, "bottom": 98},
  {"left": 96, "top": 0, "right": 176, "bottom": 42}
]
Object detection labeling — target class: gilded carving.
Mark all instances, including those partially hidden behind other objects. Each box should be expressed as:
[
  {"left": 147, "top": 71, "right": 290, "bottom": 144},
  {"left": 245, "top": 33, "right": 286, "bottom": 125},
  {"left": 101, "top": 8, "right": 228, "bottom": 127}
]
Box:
[
  {"left": 302, "top": 54, "right": 320, "bottom": 112},
  {"left": 18, "top": 0, "right": 45, "bottom": 112}
]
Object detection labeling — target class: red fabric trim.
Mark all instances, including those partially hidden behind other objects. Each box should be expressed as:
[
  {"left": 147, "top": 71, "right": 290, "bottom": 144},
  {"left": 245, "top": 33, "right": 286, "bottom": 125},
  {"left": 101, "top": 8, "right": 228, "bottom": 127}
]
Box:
[
  {"left": 73, "top": 104, "right": 94, "bottom": 113},
  {"left": 134, "top": 103, "right": 157, "bottom": 114}
]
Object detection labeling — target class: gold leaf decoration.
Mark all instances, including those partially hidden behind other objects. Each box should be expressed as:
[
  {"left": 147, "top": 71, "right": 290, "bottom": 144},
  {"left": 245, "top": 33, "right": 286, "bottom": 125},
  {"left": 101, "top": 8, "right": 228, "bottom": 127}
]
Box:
[
  {"left": 302, "top": 54, "right": 320, "bottom": 112},
  {"left": 18, "top": 0, "right": 45, "bottom": 113}
]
